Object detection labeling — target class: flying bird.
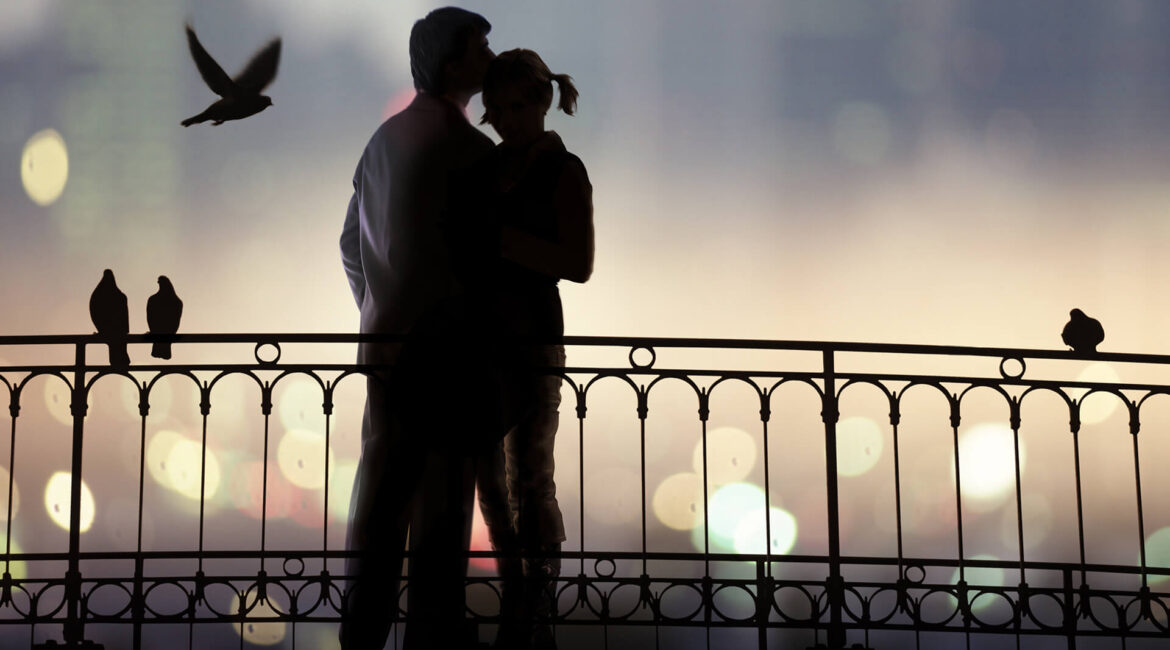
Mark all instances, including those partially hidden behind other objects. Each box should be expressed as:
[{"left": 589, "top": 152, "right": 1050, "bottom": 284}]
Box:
[
  {"left": 147, "top": 276, "right": 183, "bottom": 359},
  {"left": 182, "top": 24, "right": 281, "bottom": 127},
  {"left": 89, "top": 270, "right": 130, "bottom": 368},
  {"left": 1062, "top": 308, "right": 1104, "bottom": 353}
]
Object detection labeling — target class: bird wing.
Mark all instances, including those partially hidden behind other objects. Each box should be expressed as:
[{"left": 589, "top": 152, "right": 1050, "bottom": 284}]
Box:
[
  {"left": 91, "top": 285, "right": 129, "bottom": 335},
  {"left": 1090, "top": 320, "right": 1105, "bottom": 344},
  {"left": 89, "top": 288, "right": 102, "bottom": 331},
  {"left": 147, "top": 293, "right": 182, "bottom": 333},
  {"left": 112, "top": 289, "right": 130, "bottom": 333},
  {"left": 234, "top": 37, "right": 281, "bottom": 94},
  {"left": 186, "top": 25, "right": 237, "bottom": 98},
  {"left": 146, "top": 294, "right": 161, "bottom": 330}
]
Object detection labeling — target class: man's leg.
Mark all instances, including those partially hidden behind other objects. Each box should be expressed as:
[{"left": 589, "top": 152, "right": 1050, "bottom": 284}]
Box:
[
  {"left": 405, "top": 446, "right": 479, "bottom": 649},
  {"left": 341, "top": 378, "right": 423, "bottom": 650}
]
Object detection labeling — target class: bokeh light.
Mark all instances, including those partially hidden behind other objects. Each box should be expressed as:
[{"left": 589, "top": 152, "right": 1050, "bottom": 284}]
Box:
[
  {"left": 120, "top": 380, "right": 173, "bottom": 420},
  {"left": 732, "top": 506, "right": 798, "bottom": 555},
  {"left": 145, "top": 430, "right": 185, "bottom": 489},
  {"left": 165, "top": 439, "right": 221, "bottom": 501},
  {"left": 20, "top": 128, "right": 68, "bottom": 206},
  {"left": 652, "top": 472, "right": 703, "bottom": 531},
  {"left": 697, "top": 482, "right": 767, "bottom": 551},
  {"left": 691, "top": 426, "right": 756, "bottom": 486},
  {"left": 383, "top": 87, "right": 417, "bottom": 121},
  {"left": 469, "top": 492, "right": 493, "bottom": 570},
  {"left": 44, "top": 471, "right": 95, "bottom": 532},
  {"left": 1145, "top": 527, "right": 1170, "bottom": 585},
  {"left": 953, "top": 423, "right": 1025, "bottom": 510},
  {"left": 43, "top": 380, "right": 73, "bottom": 426},
  {"left": 1075, "top": 363, "right": 1122, "bottom": 425},
  {"left": 229, "top": 591, "right": 287, "bottom": 646},
  {"left": 328, "top": 460, "right": 358, "bottom": 522},
  {"left": 286, "top": 487, "right": 325, "bottom": 529},
  {"left": 0, "top": 534, "right": 27, "bottom": 580},
  {"left": 277, "top": 378, "right": 326, "bottom": 434},
  {"left": 277, "top": 428, "right": 334, "bottom": 490},
  {"left": 231, "top": 461, "right": 293, "bottom": 520},
  {"left": 836, "top": 416, "right": 883, "bottom": 477},
  {"left": 948, "top": 555, "right": 1007, "bottom": 613}
]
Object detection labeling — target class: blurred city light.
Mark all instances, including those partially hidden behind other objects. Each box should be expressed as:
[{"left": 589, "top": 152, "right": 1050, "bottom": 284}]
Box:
[
  {"left": 229, "top": 591, "right": 286, "bottom": 646},
  {"left": 954, "top": 423, "right": 1025, "bottom": 511},
  {"left": 691, "top": 426, "right": 756, "bottom": 486},
  {"left": 732, "top": 506, "right": 798, "bottom": 555},
  {"left": 836, "top": 416, "right": 883, "bottom": 477},
  {"left": 165, "top": 439, "right": 221, "bottom": 501},
  {"left": 44, "top": 471, "right": 94, "bottom": 532},
  {"left": 277, "top": 428, "right": 333, "bottom": 490},
  {"left": 652, "top": 472, "right": 703, "bottom": 531},
  {"left": 20, "top": 128, "right": 68, "bottom": 206}
]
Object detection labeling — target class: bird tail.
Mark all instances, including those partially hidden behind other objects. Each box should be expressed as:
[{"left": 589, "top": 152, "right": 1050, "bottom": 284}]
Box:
[
  {"left": 109, "top": 341, "right": 130, "bottom": 368},
  {"left": 152, "top": 340, "right": 172, "bottom": 360},
  {"left": 181, "top": 113, "right": 205, "bottom": 127}
]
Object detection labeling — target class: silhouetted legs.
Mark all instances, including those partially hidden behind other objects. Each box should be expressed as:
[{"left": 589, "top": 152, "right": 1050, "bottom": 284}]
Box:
[
  {"left": 342, "top": 375, "right": 485, "bottom": 650},
  {"left": 405, "top": 447, "right": 479, "bottom": 649},
  {"left": 341, "top": 377, "right": 423, "bottom": 649},
  {"left": 478, "top": 344, "right": 566, "bottom": 649}
]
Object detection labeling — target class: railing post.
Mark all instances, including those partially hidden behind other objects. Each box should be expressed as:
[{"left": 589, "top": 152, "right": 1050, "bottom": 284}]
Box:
[
  {"left": 822, "top": 350, "right": 844, "bottom": 649},
  {"left": 1062, "top": 568, "right": 1077, "bottom": 650},
  {"left": 64, "top": 342, "right": 87, "bottom": 645}
]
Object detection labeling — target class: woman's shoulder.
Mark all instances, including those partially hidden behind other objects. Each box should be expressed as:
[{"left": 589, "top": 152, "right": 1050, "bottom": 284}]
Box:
[{"left": 555, "top": 150, "right": 590, "bottom": 188}]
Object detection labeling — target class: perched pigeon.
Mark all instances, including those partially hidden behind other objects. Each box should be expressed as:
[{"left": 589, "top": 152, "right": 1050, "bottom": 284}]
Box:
[
  {"left": 147, "top": 276, "right": 183, "bottom": 359},
  {"left": 89, "top": 269, "right": 130, "bottom": 368},
  {"left": 181, "top": 25, "right": 281, "bottom": 127},
  {"left": 1062, "top": 308, "right": 1104, "bottom": 353}
]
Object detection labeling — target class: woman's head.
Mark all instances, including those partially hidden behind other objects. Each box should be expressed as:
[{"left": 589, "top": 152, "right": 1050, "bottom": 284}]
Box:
[{"left": 481, "top": 49, "right": 578, "bottom": 145}]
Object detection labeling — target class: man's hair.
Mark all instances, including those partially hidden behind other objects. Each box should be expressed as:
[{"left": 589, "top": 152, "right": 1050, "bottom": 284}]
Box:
[
  {"left": 481, "top": 49, "right": 579, "bottom": 125},
  {"left": 409, "top": 7, "right": 491, "bottom": 95}
]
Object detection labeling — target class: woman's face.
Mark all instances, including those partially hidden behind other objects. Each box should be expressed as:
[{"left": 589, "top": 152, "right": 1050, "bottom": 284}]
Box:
[{"left": 487, "top": 84, "right": 546, "bottom": 146}]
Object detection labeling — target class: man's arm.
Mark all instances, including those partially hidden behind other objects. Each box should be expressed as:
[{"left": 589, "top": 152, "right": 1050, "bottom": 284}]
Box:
[
  {"left": 500, "top": 159, "right": 594, "bottom": 283},
  {"left": 340, "top": 172, "right": 366, "bottom": 308}
]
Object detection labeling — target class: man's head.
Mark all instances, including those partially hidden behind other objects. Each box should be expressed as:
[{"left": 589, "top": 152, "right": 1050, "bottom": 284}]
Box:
[{"left": 409, "top": 7, "right": 493, "bottom": 98}]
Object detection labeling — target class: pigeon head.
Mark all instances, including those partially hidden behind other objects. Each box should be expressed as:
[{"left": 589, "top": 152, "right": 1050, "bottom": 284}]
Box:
[
  {"left": 102, "top": 269, "right": 114, "bottom": 281},
  {"left": 158, "top": 275, "right": 173, "bottom": 290},
  {"left": 1070, "top": 308, "right": 1086, "bottom": 319},
  {"left": 261, "top": 95, "right": 273, "bottom": 107}
]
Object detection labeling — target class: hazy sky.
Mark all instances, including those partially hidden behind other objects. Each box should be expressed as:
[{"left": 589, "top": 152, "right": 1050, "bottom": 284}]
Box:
[{"left": 2, "top": 0, "right": 1169, "bottom": 351}]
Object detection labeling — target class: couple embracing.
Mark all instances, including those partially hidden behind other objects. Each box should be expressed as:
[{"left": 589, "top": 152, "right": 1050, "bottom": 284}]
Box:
[{"left": 338, "top": 7, "right": 593, "bottom": 650}]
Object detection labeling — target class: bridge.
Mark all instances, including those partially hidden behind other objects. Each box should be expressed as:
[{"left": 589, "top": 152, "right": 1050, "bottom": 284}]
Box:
[{"left": 0, "top": 333, "right": 1168, "bottom": 649}]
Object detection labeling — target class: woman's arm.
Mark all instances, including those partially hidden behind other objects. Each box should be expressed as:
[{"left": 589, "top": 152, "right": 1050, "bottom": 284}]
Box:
[{"left": 500, "top": 159, "right": 594, "bottom": 283}]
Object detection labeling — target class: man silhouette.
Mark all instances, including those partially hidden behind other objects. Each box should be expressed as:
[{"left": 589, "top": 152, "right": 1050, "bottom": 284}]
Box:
[{"left": 339, "top": 8, "right": 495, "bottom": 649}]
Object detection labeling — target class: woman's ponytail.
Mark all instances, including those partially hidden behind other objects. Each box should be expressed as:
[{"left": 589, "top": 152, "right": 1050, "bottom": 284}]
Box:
[{"left": 553, "top": 73, "right": 578, "bottom": 116}]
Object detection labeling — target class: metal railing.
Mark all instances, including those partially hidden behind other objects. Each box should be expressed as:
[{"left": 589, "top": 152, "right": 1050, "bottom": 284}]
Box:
[{"left": 1, "top": 333, "right": 1170, "bottom": 649}]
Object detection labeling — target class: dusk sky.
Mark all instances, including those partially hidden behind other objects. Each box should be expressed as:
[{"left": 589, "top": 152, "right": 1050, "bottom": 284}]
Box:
[{"left": 3, "top": 0, "right": 1169, "bottom": 347}]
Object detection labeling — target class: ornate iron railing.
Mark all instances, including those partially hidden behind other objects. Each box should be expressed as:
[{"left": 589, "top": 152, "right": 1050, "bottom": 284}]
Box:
[{"left": 1, "top": 333, "right": 1169, "bottom": 649}]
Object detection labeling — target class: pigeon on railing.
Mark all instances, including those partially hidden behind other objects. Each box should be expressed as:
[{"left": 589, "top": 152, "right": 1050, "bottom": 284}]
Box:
[
  {"left": 181, "top": 24, "right": 281, "bottom": 127},
  {"left": 1062, "top": 308, "right": 1104, "bottom": 353},
  {"left": 89, "top": 270, "right": 130, "bottom": 368},
  {"left": 147, "top": 276, "right": 183, "bottom": 359}
]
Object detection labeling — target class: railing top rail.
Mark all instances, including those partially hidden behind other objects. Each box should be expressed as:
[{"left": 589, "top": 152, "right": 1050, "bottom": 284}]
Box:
[{"left": 0, "top": 332, "right": 1158, "bottom": 364}]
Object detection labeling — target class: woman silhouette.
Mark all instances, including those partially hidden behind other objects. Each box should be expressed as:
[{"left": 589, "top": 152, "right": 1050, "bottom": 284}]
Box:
[{"left": 473, "top": 48, "right": 594, "bottom": 650}]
